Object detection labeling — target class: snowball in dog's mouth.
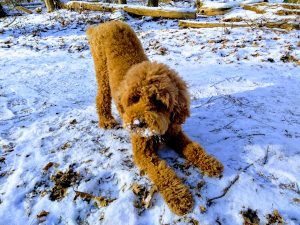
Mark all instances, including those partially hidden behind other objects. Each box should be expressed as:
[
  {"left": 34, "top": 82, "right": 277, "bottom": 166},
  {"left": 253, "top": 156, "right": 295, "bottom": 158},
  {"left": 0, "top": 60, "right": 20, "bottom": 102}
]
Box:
[
  {"left": 125, "top": 119, "right": 159, "bottom": 138},
  {"left": 133, "top": 119, "right": 143, "bottom": 126}
]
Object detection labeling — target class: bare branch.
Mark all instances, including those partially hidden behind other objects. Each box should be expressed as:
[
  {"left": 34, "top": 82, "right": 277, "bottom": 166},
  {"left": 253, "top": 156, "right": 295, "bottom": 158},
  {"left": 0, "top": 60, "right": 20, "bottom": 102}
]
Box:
[
  {"left": 207, "top": 163, "right": 253, "bottom": 206},
  {"left": 262, "top": 145, "right": 270, "bottom": 165}
]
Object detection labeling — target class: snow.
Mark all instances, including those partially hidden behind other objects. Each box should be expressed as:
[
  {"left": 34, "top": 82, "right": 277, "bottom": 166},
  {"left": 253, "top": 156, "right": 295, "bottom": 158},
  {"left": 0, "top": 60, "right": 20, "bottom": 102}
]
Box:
[
  {"left": 0, "top": 3, "right": 300, "bottom": 225},
  {"left": 103, "top": 191, "right": 138, "bottom": 225},
  {"left": 133, "top": 119, "right": 141, "bottom": 125}
]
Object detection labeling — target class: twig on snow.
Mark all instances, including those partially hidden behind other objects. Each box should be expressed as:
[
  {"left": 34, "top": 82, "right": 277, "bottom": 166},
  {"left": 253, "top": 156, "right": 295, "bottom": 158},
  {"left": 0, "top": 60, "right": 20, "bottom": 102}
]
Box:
[
  {"left": 194, "top": 96, "right": 223, "bottom": 109},
  {"left": 237, "top": 133, "right": 266, "bottom": 138},
  {"left": 210, "top": 76, "right": 241, "bottom": 88},
  {"left": 207, "top": 145, "right": 274, "bottom": 206},
  {"left": 262, "top": 145, "right": 270, "bottom": 165},
  {"left": 243, "top": 114, "right": 277, "bottom": 130},
  {"left": 3, "top": 16, "right": 17, "bottom": 27},
  {"left": 207, "top": 163, "right": 253, "bottom": 206},
  {"left": 223, "top": 119, "right": 237, "bottom": 129},
  {"left": 209, "top": 119, "right": 237, "bottom": 132}
]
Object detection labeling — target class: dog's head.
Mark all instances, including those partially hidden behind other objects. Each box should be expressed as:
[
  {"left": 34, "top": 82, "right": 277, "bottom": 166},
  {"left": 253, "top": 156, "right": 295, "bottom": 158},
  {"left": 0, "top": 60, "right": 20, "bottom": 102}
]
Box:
[{"left": 116, "top": 61, "right": 190, "bottom": 138}]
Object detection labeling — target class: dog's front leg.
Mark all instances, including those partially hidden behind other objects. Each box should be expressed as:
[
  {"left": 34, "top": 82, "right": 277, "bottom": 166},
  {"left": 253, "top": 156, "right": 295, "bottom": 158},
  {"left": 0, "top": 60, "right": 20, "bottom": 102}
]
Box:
[
  {"left": 94, "top": 62, "right": 118, "bottom": 129},
  {"left": 165, "top": 125, "right": 224, "bottom": 177},
  {"left": 131, "top": 135, "right": 193, "bottom": 215}
]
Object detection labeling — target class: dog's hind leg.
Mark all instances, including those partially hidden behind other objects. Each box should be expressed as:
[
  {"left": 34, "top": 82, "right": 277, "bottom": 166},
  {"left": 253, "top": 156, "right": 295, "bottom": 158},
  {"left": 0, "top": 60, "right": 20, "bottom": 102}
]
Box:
[
  {"left": 165, "top": 125, "right": 224, "bottom": 177},
  {"left": 131, "top": 135, "right": 193, "bottom": 215}
]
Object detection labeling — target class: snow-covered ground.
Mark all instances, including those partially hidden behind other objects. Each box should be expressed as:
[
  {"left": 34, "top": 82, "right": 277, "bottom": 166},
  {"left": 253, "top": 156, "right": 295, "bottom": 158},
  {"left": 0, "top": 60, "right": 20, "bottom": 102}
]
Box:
[{"left": 0, "top": 6, "right": 300, "bottom": 225}]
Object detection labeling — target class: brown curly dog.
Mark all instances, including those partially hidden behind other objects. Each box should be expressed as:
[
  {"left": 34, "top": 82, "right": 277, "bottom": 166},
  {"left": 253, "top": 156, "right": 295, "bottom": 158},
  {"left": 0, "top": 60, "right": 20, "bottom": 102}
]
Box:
[{"left": 87, "top": 21, "right": 223, "bottom": 215}]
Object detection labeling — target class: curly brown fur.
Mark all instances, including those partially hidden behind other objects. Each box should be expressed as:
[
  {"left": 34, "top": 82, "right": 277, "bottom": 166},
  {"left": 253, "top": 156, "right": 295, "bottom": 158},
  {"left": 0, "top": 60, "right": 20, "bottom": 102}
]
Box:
[{"left": 87, "top": 21, "right": 224, "bottom": 215}]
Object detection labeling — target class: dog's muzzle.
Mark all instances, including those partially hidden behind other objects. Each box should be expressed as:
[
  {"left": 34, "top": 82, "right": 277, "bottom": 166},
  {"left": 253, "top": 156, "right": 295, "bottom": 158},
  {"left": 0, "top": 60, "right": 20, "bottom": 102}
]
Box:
[{"left": 125, "top": 119, "right": 158, "bottom": 138}]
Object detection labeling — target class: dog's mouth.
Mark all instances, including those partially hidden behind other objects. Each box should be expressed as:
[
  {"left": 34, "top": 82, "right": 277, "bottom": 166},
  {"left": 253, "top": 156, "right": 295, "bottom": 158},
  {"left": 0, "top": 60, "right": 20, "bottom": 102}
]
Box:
[{"left": 125, "top": 119, "right": 159, "bottom": 138}]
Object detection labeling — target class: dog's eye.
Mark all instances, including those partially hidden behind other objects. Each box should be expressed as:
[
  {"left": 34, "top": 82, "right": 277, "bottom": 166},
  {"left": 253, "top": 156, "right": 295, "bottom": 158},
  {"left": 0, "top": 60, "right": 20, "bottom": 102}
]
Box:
[
  {"left": 150, "top": 95, "right": 167, "bottom": 111},
  {"left": 129, "top": 95, "right": 140, "bottom": 105}
]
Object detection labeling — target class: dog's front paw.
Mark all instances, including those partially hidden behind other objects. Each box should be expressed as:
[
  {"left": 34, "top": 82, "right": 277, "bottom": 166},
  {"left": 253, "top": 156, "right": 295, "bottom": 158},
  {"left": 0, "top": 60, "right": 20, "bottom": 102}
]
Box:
[
  {"left": 99, "top": 118, "right": 119, "bottom": 129},
  {"left": 183, "top": 143, "right": 224, "bottom": 177},
  {"left": 200, "top": 155, "right": 224, "bottom": 177},
  {"left": 162, "top": 181, "right": 194, "bottom": 215}
]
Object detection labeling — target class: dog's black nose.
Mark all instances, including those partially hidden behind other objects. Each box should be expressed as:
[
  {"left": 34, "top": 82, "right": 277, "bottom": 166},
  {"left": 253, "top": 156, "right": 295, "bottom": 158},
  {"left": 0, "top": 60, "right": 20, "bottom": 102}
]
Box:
[
  {"left": 137, "top": 121, "right": 147, "bottom": 128},
  {"left": 131, "top": 120, "right": 147, "bottom": 129}
]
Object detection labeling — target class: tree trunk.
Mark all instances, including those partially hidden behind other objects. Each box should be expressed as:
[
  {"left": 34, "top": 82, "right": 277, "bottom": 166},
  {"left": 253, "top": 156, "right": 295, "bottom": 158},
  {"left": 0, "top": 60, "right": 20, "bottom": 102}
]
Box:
[
  {"left": 276, "top": 9, "right": 300, "bottom": 16},
  {"left": 15, "top": 6, "right": 33, "bottom": 14},
  {"left": 123, "top": 6, "right": 196, "bottom": 19},
  {"left": 0, "top": 3, "right": 6, "bottom": 18},
  {"left": 147, "top": 0, "right": 159, "bottom": 7},
  {"left": 198, "top": 1, "right": 265, "bottom": 16},
  {"left": 242, "top": 4, "right": 266, "bottom": 14},
  {"left": 62, "top": 1, "right": 122, "bottom": 12},
  {"left": 283, "top": 0, "right": 300, "bottom": 3},
  {"left": 178, "top": 20, "right": 300, "bottom": 30},
  {"left": 242, "top": 2, "right": 300, "bottom": 14},
  {"left": 45, "top": 0, "right": 55, "bottom": 12},
  {"left": 118, "top": 0, "right": 127, "bottom": 4},
  {"left": 198, "top": 7, "right": 232, "bottom": 16},
  {"left": 61, "top": 1, "right": 196, "bottom": 19}
]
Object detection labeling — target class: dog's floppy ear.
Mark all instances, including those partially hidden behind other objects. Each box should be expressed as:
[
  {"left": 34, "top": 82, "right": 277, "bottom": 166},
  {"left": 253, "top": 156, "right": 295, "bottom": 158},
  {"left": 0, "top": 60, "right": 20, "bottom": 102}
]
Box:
[
  {"left": 115, "top": 89, "right": 125, "bottom": 115},
  {"left": 170, "top": 76, "right": 190, "bottom": 124}
]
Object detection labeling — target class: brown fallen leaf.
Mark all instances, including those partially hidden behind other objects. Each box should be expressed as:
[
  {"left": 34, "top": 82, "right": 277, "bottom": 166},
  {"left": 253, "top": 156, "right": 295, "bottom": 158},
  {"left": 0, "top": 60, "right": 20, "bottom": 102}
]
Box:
[
  {"left": 43, "top": 162, "right": 59, "bottom": 171},
  {"left": 143, "top": 185, "right": 157, "bottom": 209},
  {"left": 69, "top": 119, "right": 77, "bottom": 125},
  {"left": 74, "top": 190, "right": 94, "bottom": 202},
  {"left": 43, "top": 162, "right": 54, "bottom": 171},
  {"left": 200, "top": 205, "right": 207, "bottom": 213},
  {"left": 94, "top": 196, "right": 115, "bottom": 207},
  {"left": 190, "top": 218, "right": 199, "bottom": 225},
  {"left": 266, "top": 210, "right": 284, "bottom": 225},
  {"left": 132, "top": 183, "right": 157, "bottom": 212},
  {"left": 132, "top": 182, "right": 144, "bottom": 196},
  {"left": 61, "top": 142, "right": 72, "bottom": 150},
  {"left": 293, "top": 197, "right": 300, "bottom": 202},
  {"left": 37, "top": 210, "right": 49, "bottom": 218},
  {"left": 74, "top": 190, "right": 115, "bottom": 207},
  {"left": 37, "top": 210, "right": 49, "bottom": 223}
]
